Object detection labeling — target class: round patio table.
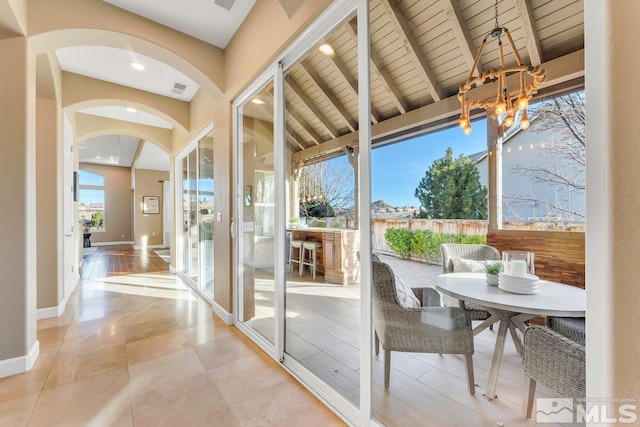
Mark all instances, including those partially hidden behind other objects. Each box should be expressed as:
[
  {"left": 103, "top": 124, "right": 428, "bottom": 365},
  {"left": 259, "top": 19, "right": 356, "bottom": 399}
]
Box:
[{"left": 435, "top": 272, "right": 585, "bottom": 400}]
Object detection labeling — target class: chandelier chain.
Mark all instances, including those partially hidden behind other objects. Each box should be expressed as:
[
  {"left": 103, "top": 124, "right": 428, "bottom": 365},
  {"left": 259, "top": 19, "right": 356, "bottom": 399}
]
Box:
[{"left": 494, "top": 0, "right": 499, "bottom": 29}]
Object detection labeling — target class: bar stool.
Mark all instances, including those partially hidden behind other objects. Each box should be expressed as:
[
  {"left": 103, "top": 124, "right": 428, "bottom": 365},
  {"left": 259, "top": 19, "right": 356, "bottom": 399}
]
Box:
[
  {"left": 301, "top": 241, "right": 322, "bottom": 280},
  {"left": 288, "top": 239, "right": 303, "bottom": 274}
]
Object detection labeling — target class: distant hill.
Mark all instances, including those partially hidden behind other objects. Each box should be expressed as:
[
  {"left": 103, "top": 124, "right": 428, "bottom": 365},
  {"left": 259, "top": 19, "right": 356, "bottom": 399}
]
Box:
[
  {"left": 371, "top": 200, "right": 393, "bottom": 210},
  {"left": 371, "top": 200, "right": 419, "bottom": 219}
]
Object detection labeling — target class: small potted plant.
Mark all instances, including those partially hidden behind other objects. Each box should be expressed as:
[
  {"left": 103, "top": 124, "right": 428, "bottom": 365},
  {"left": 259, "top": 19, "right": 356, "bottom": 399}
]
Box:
[{"left": 485, "top": 262, "right": 502, "bottom": 286}]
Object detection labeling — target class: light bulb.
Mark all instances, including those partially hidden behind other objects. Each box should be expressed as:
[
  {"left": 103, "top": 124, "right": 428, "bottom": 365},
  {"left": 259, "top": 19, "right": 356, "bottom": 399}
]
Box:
[
  {"left": 517, "top": 96, "right": 529, "bottom": 110},
  {"left": 463, "top": 125, "right": 471, "bottom": 136},
  {"left": 495, "top": 100, "right": 507, "bottom": 115},
  {"left": 503, "top": 111, "right": 515, "bottom": 128},
  {"left": 520, "top": 108, "right": 530, "bottom": 130},
  {"left": 459, "top": 117, "right": 469, "bottom": 129}
]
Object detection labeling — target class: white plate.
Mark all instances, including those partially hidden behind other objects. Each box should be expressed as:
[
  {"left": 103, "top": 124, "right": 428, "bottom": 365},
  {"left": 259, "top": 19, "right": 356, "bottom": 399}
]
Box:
[
  {"left": 498, "top": 276, "right": 540, "bottom": 287},
  {"left": 498, "top": 278, "right": 539, "bottom": 290},
  {"left": 499, "top": 272, "right": 539, "bottom": 282},
  {"left": 498, "top": 282, "right": 539, "bottom": 294}
]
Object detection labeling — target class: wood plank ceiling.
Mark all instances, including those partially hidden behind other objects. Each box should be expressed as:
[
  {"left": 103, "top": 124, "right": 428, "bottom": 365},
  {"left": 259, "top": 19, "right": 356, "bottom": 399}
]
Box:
[{"left": 249, "top": 0, "right": 584, "bottom": 165}]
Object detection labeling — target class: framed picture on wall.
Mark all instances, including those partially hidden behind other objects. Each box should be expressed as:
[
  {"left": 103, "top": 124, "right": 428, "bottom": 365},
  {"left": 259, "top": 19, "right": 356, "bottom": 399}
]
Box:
[{"left": 143, "top": 196, "right": 159, "bottom": 214}]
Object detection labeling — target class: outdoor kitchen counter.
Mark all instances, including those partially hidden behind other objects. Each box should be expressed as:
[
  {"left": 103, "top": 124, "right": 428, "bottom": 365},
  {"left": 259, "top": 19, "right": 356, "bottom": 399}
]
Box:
[{"left": 290, "top": 227, "right": 360, "bottom": 285}]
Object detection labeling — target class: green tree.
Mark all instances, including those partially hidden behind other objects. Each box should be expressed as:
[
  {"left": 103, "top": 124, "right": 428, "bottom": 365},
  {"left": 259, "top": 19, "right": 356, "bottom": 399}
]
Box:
[
  {"left": 414, "top": 147, "right": 487, "bottom": 219},
  {"left": 90, "top": 211, "right": 104, "bottom": 228}
]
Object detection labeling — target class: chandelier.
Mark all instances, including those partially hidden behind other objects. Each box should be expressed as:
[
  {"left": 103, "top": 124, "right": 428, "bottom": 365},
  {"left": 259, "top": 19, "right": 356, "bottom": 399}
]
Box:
[
  {"left": 300, "top": 163, "right": 324, "bottom": 203},
  {"left": 458, "top": 0, "right": 546, "bottom": 135}
]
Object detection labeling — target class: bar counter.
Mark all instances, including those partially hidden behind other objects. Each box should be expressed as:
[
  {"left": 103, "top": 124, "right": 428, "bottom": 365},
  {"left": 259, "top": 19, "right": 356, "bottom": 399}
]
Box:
[{"left": 290, "top": 227, "right": 360, "bottom": 285}]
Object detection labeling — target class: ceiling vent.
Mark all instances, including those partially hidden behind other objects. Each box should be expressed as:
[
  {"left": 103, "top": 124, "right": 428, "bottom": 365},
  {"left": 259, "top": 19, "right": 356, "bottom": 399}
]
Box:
[
  {"left": 214, "top": 0, "right": 235, "bottom": 11},
  {"left": 172, "top": 82, "right": 188, "bottom": 95}
]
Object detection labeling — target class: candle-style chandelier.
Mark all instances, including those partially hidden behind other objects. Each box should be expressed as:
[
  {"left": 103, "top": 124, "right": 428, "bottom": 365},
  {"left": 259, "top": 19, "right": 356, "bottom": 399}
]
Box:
[
  {"left": 458, "top": 0, "right": 546, "bottom": 135},
  {"left": 300, "top": 163, "right": 324, "bottom": 202}
]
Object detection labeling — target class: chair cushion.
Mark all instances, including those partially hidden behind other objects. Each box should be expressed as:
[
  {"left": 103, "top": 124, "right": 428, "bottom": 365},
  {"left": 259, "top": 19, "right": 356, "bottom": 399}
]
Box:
[
  {"left": 394, "top": 275, "right": 420, "bottom": 309},
  {"left": 451, "top": 257, "right": 497, "bottom": 273}
]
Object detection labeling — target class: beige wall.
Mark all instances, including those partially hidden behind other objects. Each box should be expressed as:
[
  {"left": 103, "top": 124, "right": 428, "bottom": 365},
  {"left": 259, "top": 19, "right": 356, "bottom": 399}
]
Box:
[
  {"left": 0, "top": 35, "right": 37, "bottom": 361},
  {"left": 80, "top": 164, "right": 132, "bottom": 244},
  {"left": 36, "top": 96, "right": 60, "bottom": 310},
  {"left": 585, "top": 0, "right": 640, "bottom": 402},
  {"left": 133, "top": 169, "right": 169, "bottom": 247}
]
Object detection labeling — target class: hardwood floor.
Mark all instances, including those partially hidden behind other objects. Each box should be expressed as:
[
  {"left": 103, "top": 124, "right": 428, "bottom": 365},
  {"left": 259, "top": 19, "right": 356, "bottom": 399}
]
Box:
[{"left": 81, "top": 245, "right": 169, "bottom": 279}]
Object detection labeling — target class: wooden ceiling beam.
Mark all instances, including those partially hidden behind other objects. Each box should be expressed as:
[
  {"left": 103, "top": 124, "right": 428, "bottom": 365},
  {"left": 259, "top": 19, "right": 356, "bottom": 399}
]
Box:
[
  {"left": 380, "top": 0, "right": 445, "bottom": 101},
  {"left": 285, "top": 126, "right": 307, "bottom": 151},
  {"left": 284, "top": 100, "right": 323, "bottom": 145},
  {"left": 285, "top": 76, "right": 339, "bottom": 139},
  {"left": 293, "top": 49, "right": 584, "bottom": 163},
  {"left": 439, "top": 0, "right": 482, "bottom": 77},
  {"left": 513, "top": 0, "right": 543, "bottom": 66},
  {"left": 324, "top": 53, "right": 381, "bottom": 124},
  {"left": 300, "top": 60, "right": 358, "bottom": 132},
  {"left": 347, "top": 18, "right": 408, "bottom": 115}
]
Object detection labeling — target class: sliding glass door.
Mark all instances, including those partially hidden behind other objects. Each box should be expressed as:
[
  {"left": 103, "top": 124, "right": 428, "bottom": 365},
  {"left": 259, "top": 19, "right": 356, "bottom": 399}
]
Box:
[
  {"left": 177, "top": 127, "right": 215, "bottom": 300},
  {"left": 233, "top": 2, "right": 366, "bottom": 424}
]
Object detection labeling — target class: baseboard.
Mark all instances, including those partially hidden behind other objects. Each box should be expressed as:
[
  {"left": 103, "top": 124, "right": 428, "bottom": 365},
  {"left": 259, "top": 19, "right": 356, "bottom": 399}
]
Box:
[
  {"left": 92, "top": 241, "right": 134, "bottom": 247},
  {"left": 211, "top": 300, "right": 235, "bottom": 325},
  {"left": 37, "top": 298, "right": 67, "bottom": 320},
  {"left": 0, "top": 340, "right": 40, "bottom": 379},
  {"left": 133, "top": 244, "right": 165, "bottom": 250}
]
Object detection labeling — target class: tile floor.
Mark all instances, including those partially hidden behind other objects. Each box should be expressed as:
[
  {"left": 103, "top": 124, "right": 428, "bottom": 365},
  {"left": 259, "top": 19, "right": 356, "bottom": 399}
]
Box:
[{"left": 0, "top": 247, "right": 344, "bottom": 427}]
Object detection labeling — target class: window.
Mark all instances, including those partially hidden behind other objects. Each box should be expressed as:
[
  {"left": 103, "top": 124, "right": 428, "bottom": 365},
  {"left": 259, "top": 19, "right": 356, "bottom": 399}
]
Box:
[{"left": 78, "top": 171, "right": 106, "bottom": 232}]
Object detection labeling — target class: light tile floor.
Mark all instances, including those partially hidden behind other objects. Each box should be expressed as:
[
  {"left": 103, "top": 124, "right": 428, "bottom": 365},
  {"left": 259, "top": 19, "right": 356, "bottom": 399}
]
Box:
[{"left": 0, "top": 249, "right": 344, "bottom": 427}]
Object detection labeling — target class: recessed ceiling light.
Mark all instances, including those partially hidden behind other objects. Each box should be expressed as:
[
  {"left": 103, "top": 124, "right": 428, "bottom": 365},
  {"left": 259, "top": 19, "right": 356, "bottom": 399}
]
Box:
[
  {"left": 96, "top": 156, "right": 101, "bottom": 159},
  {"left": 126, "top": 107, "right": 137, "bottom": 113},
  {"left": 252, "top": 99, "right": 265, "bottom": 105},
  {"left": 319, "top": 44, "right": 334, "bottom": 56},
  {"left": 130, "top": 62, "right": 145, "bottom": 71}
]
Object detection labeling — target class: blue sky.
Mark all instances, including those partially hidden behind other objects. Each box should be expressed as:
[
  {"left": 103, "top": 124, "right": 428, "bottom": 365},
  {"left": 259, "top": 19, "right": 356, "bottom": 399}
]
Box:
[{"left": 371, "top": 119, "right": 488, "bottom": 207}]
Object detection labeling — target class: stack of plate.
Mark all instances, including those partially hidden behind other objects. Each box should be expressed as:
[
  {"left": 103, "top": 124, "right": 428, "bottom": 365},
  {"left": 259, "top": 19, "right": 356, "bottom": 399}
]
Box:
[{"left": 498, "top": 272, "right": 540, "bottom": 294}]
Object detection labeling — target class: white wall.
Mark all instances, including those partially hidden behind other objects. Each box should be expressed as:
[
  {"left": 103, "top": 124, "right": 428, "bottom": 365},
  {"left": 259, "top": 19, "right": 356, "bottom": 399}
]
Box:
[{"left": 477, "top": 125, "right": 585, "bottom": 222}]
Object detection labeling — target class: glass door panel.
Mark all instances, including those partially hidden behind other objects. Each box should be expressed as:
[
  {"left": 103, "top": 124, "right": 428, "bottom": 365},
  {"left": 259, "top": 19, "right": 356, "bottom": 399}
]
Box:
[
  {"left": 181, "top": 157, "right": 189, "bottom": 275},
  {"left": 198, "top": 132, "right": 215, "bottom": 297},
  {"left": 283, "top": 15, "right": 360, "bottom": 407},
  {"left": 238, "top": 81, "right": 276, "bottom": 343},
  {"left": 188, "top": 150, "right": 199, "bottom": 282}
]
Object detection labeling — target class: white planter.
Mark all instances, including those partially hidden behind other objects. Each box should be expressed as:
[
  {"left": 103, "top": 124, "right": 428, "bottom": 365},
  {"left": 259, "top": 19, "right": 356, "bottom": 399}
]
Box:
[{"left": 486, "top": 273, "right": 499, "bottom": 286}]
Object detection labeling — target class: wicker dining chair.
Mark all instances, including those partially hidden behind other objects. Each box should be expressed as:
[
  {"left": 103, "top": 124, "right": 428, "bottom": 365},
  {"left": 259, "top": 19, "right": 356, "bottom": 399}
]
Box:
[
  {"left": 522, "top": 324, "right": 586, "bottom": 418},
  {"left": 372, "top": 261, "right": 475, "bottom": 394},
  {"left": 440, "top": 244, "right": 500, "bottom": 323}
]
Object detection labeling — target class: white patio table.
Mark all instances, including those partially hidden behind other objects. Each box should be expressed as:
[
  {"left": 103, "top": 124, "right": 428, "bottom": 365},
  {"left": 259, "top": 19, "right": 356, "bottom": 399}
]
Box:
[{"left": 435, "top": 272, "right": 585, "bottom": 400}]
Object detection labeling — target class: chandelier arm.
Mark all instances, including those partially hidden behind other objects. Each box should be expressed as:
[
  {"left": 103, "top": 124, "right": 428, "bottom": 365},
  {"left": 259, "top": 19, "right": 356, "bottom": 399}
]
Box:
[
  {"left": 504, "top": 28, "right": 524, "bottom": 66},
  {"left": 467, "top": 36, "right": 487, "bottom": 82}
]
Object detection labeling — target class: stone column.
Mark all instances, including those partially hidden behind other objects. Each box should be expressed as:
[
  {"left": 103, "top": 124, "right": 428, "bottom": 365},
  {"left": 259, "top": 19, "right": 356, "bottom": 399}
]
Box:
[{"left": 0, "top": 36, "right": 38, "bottom": 375}]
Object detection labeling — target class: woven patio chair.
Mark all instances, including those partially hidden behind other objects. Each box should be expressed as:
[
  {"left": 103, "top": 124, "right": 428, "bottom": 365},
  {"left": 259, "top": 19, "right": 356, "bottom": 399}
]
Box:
[
  {"left": 372, "top": 261, "right": 475, "bottom": 394},
  {"left": 440, "top": 244, "right": 500, "bottom": 325},
  {"left": 546, "top": 316, "right": 585, "bottom": 345},
  {"left": 522, "top": 325, "right": 586, "bottom": 418}
]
